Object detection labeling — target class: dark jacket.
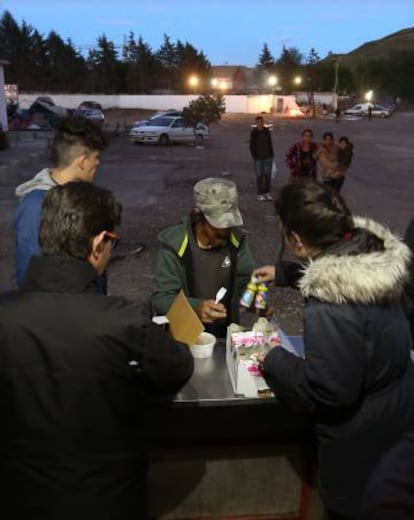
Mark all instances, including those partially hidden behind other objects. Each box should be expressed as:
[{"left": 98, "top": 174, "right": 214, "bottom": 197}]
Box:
[
  {"left": 0, "top": 256, "right": 194, "bottom": 520},
  {"left": 363, "top": 431, "right": 414, "bottom": 519},
  {"left": 263, "top": 217, "right": 414, "bottom": 520},
  {"left": 403, "top": 218, "right": 414, "bottom": 339},
  {"left": 249, "top": 126, "right": 274, "bottom": 160},
  {"left": 151, "top": 216, "right": 254, "bottom": 336}
]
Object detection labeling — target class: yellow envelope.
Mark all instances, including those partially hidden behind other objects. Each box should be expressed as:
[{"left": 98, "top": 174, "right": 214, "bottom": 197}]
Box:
[{"left": 166, "top": 290, "right": 204, "bottom": 345}]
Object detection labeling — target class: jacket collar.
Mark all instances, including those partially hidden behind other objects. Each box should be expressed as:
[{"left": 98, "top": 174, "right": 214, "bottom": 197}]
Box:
[
  {"left": 299, "top": 216, "right": 412, "bottom": 304},
  {"left": 23, "top": 256, "right": 100, "bottom": 293}
]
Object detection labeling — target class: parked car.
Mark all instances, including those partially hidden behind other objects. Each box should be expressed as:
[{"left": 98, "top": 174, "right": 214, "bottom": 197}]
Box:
[
  {"left": 344, "top": 103, "right": 391, "bottom": 118},
  {"left": 133, "top": 109, "right": 182, "bottom": 127},
  {"left": 76, "top": 108, "right": 105, "bottom": 123},
  {"left": 129, "top": 116, "right": 208, "bottom": 146},
  {"left": 78, "top": 100, "right": 102, "bottom": 111}
]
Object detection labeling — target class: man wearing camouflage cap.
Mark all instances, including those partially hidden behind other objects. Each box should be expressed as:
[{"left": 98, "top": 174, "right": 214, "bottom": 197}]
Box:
[{"left": 152, "top": 178, "right": 254, "bottom": 337}]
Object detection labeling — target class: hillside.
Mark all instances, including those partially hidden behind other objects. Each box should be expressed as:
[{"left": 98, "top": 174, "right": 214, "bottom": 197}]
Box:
[{"left": 324, "top": 27, "right": 414, "bottom": 64}]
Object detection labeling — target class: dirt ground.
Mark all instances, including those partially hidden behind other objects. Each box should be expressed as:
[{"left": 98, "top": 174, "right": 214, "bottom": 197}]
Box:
[
  {"left": 102, "top": 108, "right": 413, "bottom": 335},
  {"left": 2, "top": 108, "right": 413, "bottom": 335}
]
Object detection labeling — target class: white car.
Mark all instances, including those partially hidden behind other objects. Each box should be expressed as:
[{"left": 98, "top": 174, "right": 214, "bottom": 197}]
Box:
[
  {"left": 133, "top": 110, "right": 182, "bottom": 127},
  {"left": 344, "top": 103, "right": 391, "bottom": 118},
  {"left": 129, "top": 116, "right": 208, "bottom": 146}
]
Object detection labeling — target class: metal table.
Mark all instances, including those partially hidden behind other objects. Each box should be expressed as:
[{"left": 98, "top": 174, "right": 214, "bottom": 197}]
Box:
[
  {"left": 147, "top": 336, "right": 317, "bottom": 520},
  {"left": 175, "top": 335, "right": 305, "bottom": 405}
]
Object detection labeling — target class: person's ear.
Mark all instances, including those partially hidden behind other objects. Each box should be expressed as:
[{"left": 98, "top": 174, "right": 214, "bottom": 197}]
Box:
[
  {"left": 288, "top": 230, "right": 310, "bottom": 257},
  {"left": 88, "top": 231, "right": 108, "bottom": 273},
  {"left": 290, "top": 231, "right": 304, "bottom": 249},
  {"left": 75, "top": 153, "right": 89, "bottom": 172}
]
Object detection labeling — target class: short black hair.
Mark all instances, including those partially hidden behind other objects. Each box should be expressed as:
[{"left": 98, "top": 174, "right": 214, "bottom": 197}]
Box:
[
  {"left": 50, "top": 116, "right": 109, "bottom": 168},
  {"left": 339, "top": 136, "right": 350, "bottom": 144},
  {"left": 302, "top": 128, "right": 313, "bottom": 137},
  {"left": 274, "top": 182, "right": 353, "bottom": 248},
  {"left": 40, "top": 181, "right": 122, "bottom": 259},
  {"left": 323, "top": 131, "right": 334, "bottom": 140}
]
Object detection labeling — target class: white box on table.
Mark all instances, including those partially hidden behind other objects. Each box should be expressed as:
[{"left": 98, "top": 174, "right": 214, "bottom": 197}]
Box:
[{"left": 226, "top": 325, "right": 297, "bottom": 398}]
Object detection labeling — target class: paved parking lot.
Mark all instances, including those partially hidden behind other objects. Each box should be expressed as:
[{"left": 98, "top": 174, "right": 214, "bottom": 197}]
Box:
[{"left": 1, "top": 110, "right": 413, "bottom": 333}]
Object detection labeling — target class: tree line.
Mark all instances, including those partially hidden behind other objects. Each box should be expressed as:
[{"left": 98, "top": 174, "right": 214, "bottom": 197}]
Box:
[{"left": 1, "top": 10, "right": 413, "bottom": 102}]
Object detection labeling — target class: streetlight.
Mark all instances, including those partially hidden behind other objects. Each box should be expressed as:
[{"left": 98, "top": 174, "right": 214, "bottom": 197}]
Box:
[
  {"left": 267, "top": 75, "right": 278, "bottom": 95},
  {"left": 365, "top": 90, "right": 374, "bottom": 102},
  {"left": 188, "top": 75, "right": 199, "bottom": 93},
  {"left": 268, "top": 75, "right": 278, "bottom": 88},
  {"left": 293, "top": 76, "right": 302, "bottom": 86},
  {"left": 211, "top": 78, "right": 218, "bottom": 89}
]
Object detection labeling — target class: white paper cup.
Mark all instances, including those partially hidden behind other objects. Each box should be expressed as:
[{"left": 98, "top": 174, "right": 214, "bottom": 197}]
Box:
[{"left": 190, "top": 332, "right": 216, "bottom": 359}]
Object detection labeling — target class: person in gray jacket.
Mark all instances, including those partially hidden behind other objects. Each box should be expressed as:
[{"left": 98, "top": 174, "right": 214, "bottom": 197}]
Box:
[{"left": 14, "top": 116, "right": 108, "bottom": 287}]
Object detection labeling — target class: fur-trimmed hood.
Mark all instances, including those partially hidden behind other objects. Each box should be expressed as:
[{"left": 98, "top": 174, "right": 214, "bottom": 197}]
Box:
[{"left": 299, "top": 216, "right": 412, "bottom": 304}]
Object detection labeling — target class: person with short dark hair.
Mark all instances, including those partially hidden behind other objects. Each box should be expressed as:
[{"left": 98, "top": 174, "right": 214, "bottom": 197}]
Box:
[
  {"left": 0, "top": 181, "right": 193, "bottom": 520},
  {"left": 14, "top": 115, "right": 108, "bottom": 287},
  {"left": 285, "top": 128, "right": 318, "bottom": 182},
  {"left": 151, "top": 177, "right": 254, "bottom": 338},
  {"left": 249, "top": 116, "right": 274, "bottom": 201},
  {"left": 253, "top": 182, "right": 414, "bottom": 520},
  {"left": 335, "top": 136, "right": 354, "bottom": 192},
  {"left": 315, "top": 131, "right": 343, "bottom": 192}
]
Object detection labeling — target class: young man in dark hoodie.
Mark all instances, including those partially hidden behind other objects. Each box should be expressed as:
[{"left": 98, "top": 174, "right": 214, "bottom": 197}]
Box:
[
  {"left": 14, "top": 116, "right": 108, "bottom": 287},
  {"left": 249, "top": 116, "right": 274, "bottom": 201}
]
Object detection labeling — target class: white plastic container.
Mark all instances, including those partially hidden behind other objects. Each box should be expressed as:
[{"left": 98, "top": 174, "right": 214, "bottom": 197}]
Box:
[{"left": 190, "top": 332, "right": 216, "bottom": 359}]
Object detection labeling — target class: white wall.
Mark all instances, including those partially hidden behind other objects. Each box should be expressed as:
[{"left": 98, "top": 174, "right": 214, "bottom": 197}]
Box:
[
  {"left": 18, "top": 93, "right": 301, "bottom": 115},
  {"left": 296, "top": 91, "right": 336, "bottom": 105},
  {"left": 0, "top": 66, "right": 8, "bottom": 132}
]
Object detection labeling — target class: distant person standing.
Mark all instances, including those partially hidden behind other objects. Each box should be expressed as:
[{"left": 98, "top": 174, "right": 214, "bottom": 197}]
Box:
[
  {"left": 335, "top": 107, "right": 341, "bottom": 125},
  {"left": 285, "top": 128, "right": 318, "bottom": 182},
  {"left": 315, "top": 131, "right": 342, "bottom": 192},
  {"left": 337, "top": 136, "right": 354, "bottom": 171},
  {"left": 368, "top": 105, "right": 373, "bottom": 120},
  {"left": 249, "top": 116, "right": 274, "bottom": 201}
]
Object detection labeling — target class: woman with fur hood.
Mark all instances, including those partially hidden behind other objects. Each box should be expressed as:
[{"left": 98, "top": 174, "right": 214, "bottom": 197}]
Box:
[{"left": 253, "top": 182, "right": 414, "bottom": 520}]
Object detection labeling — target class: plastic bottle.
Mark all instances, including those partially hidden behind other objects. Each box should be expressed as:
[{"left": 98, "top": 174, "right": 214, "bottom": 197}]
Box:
[
  {"left": 255, "top": 282, "right": 269, "bottom": 313},
  {"left": 240, "top": 276, "right": 258, "bottom": 308}
]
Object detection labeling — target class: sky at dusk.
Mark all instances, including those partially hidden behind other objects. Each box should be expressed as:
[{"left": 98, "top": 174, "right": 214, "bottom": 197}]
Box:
[{"left": 2, "top": 0, "right": 414, "bottom": 65}]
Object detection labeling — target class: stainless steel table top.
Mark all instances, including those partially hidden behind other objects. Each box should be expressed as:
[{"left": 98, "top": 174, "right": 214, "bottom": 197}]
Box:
[{"left": 175, "top": 336, "right": 304, "bottom": 406}]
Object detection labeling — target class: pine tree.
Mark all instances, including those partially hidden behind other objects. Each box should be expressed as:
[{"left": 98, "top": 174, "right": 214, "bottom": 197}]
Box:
[{"left": 257, "top": 43, "right": 274, "bottom": 69}]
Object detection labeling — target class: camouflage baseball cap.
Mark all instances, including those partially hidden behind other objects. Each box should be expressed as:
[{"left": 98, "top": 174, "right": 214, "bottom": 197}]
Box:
[{"left": 193, "top": 178, "right": 243, "bottom": 228}]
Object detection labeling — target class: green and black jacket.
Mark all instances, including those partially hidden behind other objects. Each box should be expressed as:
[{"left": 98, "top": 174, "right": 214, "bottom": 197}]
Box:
[{"left": 151, "top": 216, "right": 255, "bottom": 326}]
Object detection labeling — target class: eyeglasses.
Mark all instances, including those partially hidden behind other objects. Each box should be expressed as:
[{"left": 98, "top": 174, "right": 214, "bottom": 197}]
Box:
[{"left": 104, "top": 230, "right": 119, "bottom": 249}]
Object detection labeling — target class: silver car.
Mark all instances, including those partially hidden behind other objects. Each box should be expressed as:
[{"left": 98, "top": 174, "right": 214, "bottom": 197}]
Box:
[
  {"left": 129, "top": 116, "right": 208, "bottom": 146},
  {"left": 344, "top": 103, "right": 391, "bottom": 118}
]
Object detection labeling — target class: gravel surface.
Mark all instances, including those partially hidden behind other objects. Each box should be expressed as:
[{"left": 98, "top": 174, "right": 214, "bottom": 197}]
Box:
[{"left": 1, "top": 109, "right": 413, "bottom": 335}]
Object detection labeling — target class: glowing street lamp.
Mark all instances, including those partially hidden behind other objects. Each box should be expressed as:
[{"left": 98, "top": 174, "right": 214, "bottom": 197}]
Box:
[
  {"left": 188, "top": 75, "right": 199, "bottom": 92},
  {"left": 211, "top": 78, "right": 218, "bottom": 88},
  {"left": 268, "top": 75, "right": 278, "bottom": 88},
  {"left": 293, "top": 76, "right": 302, "bottom": 86},
  {"left": 365, "top": 89, "right": 374, "bottom": 102}
]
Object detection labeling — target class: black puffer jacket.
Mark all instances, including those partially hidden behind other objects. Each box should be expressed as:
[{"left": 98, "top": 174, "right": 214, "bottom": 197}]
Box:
[
  {"left": 263, "top": 217, "right": 414, "bottom": 520},
  {"left": 0, "top": 256, "right": 194, "bottom": 520}
]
